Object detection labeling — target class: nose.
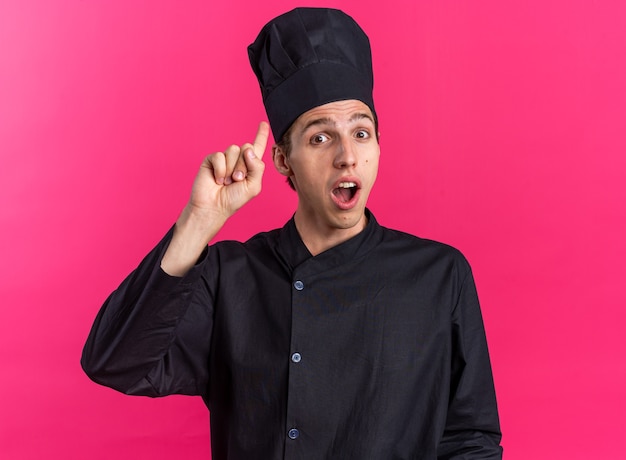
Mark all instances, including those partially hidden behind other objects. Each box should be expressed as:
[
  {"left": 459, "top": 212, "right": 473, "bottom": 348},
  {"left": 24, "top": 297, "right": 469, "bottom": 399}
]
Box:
[{"left": 333, "top": 137, "right": 357, "bottom": 169}]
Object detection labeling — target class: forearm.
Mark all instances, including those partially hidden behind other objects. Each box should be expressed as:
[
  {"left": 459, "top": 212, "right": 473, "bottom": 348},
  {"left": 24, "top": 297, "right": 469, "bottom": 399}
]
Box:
[
  {"left": 161, "top": 204, "right": 227, "bottom": 277},
  {"left": 438, "top": 264, "right": 502, "bottom": 459},
  {"left": 438, "top": 430, "right": 502, "bottom": 460},
  {"left": 81, "top": 228, "right": 210, "bottom": 395}
]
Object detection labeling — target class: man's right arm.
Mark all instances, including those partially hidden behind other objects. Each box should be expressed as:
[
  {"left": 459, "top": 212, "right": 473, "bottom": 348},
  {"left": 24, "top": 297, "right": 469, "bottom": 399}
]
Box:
[{"left": 81, "top": 122, "right": 269, "bottom": 396}]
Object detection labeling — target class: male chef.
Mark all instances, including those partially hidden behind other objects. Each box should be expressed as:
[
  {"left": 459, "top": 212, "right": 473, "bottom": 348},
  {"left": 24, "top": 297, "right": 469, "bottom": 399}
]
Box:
[{"left": 82, "top": 7, "right": 502, "bottom": 459}]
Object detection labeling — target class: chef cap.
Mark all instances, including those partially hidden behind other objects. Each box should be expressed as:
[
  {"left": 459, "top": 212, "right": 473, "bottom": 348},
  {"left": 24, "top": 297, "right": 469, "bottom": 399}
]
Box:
[{"left": 248, "top": 7, "right": 376, "bottom": 142}]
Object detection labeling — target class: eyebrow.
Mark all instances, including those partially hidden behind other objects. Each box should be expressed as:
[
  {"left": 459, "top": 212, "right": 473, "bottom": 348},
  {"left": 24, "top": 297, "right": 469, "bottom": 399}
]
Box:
[{"left": 299, "top": 112, "right": 375, "bottom": 135}]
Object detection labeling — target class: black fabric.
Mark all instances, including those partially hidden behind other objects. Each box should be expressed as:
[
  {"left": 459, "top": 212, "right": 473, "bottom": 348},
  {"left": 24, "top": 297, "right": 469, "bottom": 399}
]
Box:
[
  {"left": 82, "top": 211, "right": 502, "bottom": 459},
  {"left": 248, "top": 8, "right": 376, "bottom": 141}
]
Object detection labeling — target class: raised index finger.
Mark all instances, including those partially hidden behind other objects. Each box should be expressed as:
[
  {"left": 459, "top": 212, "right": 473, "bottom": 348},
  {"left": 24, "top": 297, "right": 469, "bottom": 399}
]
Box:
[{"left": 252, "top": 121, "right": 270, "bottom": 160}]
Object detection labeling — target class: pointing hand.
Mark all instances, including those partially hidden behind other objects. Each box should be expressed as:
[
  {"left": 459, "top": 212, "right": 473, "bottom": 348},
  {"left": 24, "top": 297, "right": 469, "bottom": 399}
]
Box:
[{"left": 189, "top": 121, "right": 270, "bottom": 220}]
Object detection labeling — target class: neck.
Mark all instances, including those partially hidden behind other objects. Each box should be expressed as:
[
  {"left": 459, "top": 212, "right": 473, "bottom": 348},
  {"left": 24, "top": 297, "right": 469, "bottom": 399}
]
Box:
[{"left": 293, "top": 209, "right": 368, "bottom": 256}]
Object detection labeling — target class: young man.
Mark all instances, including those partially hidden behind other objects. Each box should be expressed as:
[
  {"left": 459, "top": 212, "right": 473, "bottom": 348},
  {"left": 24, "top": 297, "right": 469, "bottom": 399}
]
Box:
[{"left": 82, "top": 8, "right": 502, "bottom": 459}]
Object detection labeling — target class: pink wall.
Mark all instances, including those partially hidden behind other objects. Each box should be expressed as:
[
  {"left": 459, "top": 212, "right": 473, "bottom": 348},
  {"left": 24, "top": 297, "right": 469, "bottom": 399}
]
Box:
[{"left": 2, "top": 1, "right": 625, "bottom": 458}]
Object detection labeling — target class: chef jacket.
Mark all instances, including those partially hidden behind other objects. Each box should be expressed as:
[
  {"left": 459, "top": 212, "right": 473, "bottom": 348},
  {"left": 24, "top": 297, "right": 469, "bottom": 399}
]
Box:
[{"left": 82, "top": 210, "right": 502, "bottom": 459}]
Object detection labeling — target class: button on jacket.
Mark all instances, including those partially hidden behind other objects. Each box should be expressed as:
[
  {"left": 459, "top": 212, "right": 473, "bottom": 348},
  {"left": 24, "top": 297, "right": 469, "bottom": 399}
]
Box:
[{"left": 82, "top": 211, "right": 502, "bottom": 459}]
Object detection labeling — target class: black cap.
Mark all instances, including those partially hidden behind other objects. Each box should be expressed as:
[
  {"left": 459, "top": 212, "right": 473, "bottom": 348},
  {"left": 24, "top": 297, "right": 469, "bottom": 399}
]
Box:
[{"left": 248, "top": 7, "right": 376, "bottom": 142}]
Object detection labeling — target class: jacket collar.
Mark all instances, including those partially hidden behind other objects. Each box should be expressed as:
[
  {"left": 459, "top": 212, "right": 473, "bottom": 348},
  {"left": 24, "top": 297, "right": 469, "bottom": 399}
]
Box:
[{"left": 275, "top": 209, "right": 384, "bottom": 275}]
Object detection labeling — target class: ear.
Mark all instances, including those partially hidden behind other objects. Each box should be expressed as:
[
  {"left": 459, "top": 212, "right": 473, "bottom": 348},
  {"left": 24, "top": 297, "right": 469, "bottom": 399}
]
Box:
[{"left": 272, "top": 145, "right": 293, "bottom": 177}]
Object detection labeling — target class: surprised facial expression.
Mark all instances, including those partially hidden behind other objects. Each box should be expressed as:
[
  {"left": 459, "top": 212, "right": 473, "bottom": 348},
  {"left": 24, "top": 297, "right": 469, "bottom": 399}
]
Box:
[{"left": 273, "top": 99, "right": 380, "bottom": 236}]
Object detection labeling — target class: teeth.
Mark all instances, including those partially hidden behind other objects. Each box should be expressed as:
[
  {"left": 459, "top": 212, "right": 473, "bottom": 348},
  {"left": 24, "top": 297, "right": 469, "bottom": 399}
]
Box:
[{"left": 338, "top": 182, "right": 357, "bottom": 188}]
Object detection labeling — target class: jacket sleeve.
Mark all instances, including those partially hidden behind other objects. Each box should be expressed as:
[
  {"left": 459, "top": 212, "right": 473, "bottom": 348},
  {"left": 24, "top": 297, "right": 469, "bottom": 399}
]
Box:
[
  {"left": 438, "top": 265, "right": 503, "bottom": 459},
  {"left": 81, "top": 227, "right": 214, "bottom": 397}
]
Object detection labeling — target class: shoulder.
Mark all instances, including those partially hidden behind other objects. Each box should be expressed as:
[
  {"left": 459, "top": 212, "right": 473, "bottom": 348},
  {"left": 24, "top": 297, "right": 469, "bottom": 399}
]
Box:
[
  {"left": 210, "top": 227, "right": 282, "bottom": 257},
  {"left": 380, "top": 226, "right": 468, "bottom": 260},
  {"left": 375, "top": 226, "right": 472, "bottom": 276}
]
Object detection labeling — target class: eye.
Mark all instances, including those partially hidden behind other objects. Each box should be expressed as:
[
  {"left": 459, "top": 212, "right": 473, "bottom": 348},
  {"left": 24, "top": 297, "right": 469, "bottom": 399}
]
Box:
[
  {"left": 310, "top": 133, "right": 329, "bottom": 145},
  {"left": 355, "top": 129, "right": 370, "bottom": 139}
]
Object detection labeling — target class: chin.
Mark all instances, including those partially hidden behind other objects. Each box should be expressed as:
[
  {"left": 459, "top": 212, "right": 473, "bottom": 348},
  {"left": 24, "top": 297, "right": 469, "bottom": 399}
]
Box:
[{"left": 334, "top": 209, "right": 366, "bottom": 229}]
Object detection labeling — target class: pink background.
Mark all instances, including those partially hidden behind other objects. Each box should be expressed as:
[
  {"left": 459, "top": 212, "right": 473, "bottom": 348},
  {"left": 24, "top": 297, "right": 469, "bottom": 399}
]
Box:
[{"left": 1, "top": 0, "right": 625, "bottom": 458}]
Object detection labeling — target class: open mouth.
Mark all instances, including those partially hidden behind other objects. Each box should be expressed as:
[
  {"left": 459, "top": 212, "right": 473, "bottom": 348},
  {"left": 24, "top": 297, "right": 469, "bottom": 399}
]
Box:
[{"left": 332, "top": 181, "right": 359, "bottom": 204}]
